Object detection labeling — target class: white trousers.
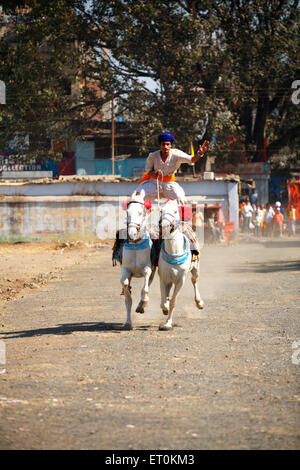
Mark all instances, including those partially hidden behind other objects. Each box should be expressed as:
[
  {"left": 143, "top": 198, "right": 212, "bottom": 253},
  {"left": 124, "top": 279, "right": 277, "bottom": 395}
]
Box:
[
  {"left": 136, "top": 180, "right": 187, "bottom": 205},
  {"left": 135, "top": 180, "right": 200, "bottom": 251}
]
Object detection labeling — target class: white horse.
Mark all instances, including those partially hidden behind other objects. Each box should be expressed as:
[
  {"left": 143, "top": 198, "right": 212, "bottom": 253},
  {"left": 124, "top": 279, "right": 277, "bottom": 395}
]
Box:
[
  {"left": 120, "top": 191, "right": 156, "bottom": 330},
  {"left": 158, "top": 199, "right": 204, "bottom": 330}
]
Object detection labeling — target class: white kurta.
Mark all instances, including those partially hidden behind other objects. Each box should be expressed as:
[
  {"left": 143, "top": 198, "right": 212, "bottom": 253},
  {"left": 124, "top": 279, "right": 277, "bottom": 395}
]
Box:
[{"left": 136, "top": 148, "right": 194, "bottom": 204}]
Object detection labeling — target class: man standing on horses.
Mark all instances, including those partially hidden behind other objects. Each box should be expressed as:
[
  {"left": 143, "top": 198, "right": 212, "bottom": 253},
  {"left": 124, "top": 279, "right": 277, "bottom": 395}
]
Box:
[
  {"left": 135, "top": 131, "right": 210, "bottom": 204},
  {"left": 134, "top": 131, "right": 210, "bottom": 260},
  {"left": 113, "top": 132, "right": 209, "bottom": 266}
]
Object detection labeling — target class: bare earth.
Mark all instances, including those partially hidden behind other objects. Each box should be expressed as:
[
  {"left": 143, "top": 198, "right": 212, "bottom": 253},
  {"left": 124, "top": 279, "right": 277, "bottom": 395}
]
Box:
[{"left": 0, "top": 235, "right": 299, "bottom": 450}]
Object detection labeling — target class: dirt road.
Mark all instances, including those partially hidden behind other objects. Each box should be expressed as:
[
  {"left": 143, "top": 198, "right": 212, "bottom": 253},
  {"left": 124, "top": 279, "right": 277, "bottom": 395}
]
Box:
[{"left": 0, "top": 236, "right": 299, "bottom": 450}]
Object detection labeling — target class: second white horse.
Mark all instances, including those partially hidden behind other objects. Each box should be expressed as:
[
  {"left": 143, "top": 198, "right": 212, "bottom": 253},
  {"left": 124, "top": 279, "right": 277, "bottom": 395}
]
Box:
[{"left": 158, "top": 199, "right": 204, "bottom": 330}]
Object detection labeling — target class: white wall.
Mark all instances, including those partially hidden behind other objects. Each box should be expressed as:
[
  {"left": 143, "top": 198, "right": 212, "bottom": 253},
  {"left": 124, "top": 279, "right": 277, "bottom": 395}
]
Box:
[{"left": 0, "top": 179, "right": 239, "bottom": 242}]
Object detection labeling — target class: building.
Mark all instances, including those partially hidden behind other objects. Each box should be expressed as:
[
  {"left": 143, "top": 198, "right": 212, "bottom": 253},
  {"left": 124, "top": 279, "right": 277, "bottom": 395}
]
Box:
[
  {"left": 0, "top": 174, "right": 240, "bottom": 242},
  {"left": 74, "top": 122, "right": 147, "bottom": 178}
]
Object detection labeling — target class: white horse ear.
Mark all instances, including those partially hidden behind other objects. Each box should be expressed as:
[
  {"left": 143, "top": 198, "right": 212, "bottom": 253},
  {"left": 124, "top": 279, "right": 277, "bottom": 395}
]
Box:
[
  {"left": 131, "top": 189, "right": 145, "bottom": 204},
  {"left": 138, "top": 189, "right": 146, "bottom": 200},
  {"left": 130, "top": 191, "right": 138, "bottom": 202}
]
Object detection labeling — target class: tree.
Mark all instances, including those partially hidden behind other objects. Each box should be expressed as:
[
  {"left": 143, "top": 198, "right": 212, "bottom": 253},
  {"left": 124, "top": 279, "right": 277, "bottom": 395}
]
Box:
[
  {"left": 73, "top": 0, "right": 244, "bottom": 164},
  {"left": 1, "top": 0, "right": 298, "bottom": 166},
  {"left": 82, "top": 0, "right": 298, "bottom": 163},
  {"left": 203, "top": 0, "right": 300, "bottom": 162},
  {"left": 0, "top": 1, "right": 96, "bottom": 160}
]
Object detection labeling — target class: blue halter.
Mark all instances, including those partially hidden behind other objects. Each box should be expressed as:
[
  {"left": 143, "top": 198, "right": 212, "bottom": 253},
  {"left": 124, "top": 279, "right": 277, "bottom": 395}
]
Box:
[
  {"left": 124, "top": 231, "right": 152, "bottom": 251},
  {"left": 161, "top": 234, "right": 190, "bottom": 265}
]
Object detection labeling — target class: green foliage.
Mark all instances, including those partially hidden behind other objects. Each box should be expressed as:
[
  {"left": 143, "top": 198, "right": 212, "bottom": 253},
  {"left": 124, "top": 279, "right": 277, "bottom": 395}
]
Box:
[
  {"left": 0, "top": 0, "right": 299, "bottom": 165},
  {"left": 209, "top": 0, "right": 300, "bottom": 161},
  {"left": 0, "top": 1, "right": 86, "bottom": 159},
  {"left": 76, "top": 0, "right": 246, "bottom": 160}
]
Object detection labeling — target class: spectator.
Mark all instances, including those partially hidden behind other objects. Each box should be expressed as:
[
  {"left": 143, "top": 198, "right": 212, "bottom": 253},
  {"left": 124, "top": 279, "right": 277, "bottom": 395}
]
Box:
[
  {"left": 275, "top": 201, "right": 284, "bottom": 214},
  {"left": 261, "top": 205, "right": 266, "bottom": 235},
  {"left": 239, "top": 201, "right": 246, "bottom": 231},
  {"left": 207, "top": 211, "right": 222, "bottom": 243},
  {"left": 254, "top": 205, "right": 264, "bottom": 237},
  {"left": 242, "top": 197, "right": 254, "bottom": 234},
  {"left": 288, "top": 205, "right": 296, "bottom": 236},
  {"left": 273, "top": 207, "right": 284, "bottom": 237},
  {"left": 264, "top": 203, "right": 275, "bottom": 237},
  {"left": 250, "top": 188, "right": 258, "bottom": 206}
]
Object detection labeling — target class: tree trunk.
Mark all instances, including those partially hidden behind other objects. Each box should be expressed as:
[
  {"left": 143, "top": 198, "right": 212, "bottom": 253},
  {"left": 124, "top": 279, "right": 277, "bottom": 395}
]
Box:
[
  {"left": 240, "top": 104, "right": 255, "bottom": 146},
  {"left": 252, "top": 92, "right": 269, "bottom": 162}
]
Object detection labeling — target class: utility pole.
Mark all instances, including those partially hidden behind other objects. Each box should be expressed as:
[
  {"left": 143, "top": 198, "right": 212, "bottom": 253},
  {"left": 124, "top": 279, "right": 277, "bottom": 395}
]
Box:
[{"left": 111, "top": 90, "right": 115, "bottom": 175}]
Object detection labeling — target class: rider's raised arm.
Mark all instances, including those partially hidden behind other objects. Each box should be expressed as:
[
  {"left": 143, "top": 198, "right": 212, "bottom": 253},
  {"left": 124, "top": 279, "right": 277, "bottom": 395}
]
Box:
[{"left": 173, "top": 149, "right": 195, "bottom": 165}]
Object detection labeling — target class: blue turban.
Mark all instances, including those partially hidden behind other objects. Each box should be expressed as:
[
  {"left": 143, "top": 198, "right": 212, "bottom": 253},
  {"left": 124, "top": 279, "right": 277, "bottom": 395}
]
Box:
[{"left": 158, "top": 132, "right": 174, "bottom": 145}]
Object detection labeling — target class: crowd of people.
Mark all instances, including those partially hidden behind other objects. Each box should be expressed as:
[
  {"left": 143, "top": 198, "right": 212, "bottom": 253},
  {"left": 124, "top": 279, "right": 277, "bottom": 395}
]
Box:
[{"left": 240, "top": 198, "right": 297, "bottom": 238}]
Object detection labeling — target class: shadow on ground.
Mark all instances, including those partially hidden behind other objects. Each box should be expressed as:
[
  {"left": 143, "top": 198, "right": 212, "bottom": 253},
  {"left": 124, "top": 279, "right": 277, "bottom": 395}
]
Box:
[
  {"left": 232, "top": 259, "right": 300, "bottom": 274},
  {"left": 239, "top": 237, "right": 300, "bottom": 249},
  {"left": 1, "top": 322, "right": 136, "bottom": 339},
  {"left": 263, "top": 239, "right": 300, "bottom": 249},
  {"left": 1, "top": 320, "right": 182, "bottom": 339}
]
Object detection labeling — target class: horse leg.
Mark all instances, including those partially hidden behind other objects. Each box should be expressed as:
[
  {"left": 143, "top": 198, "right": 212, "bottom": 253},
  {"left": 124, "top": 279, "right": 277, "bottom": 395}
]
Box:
[
  {"left": 121, "top": 268, "right": 133, "bottom": 329},
  {"left": 149, "top": 266, "right": 156, "bottom": 286},
  {"left": 160, "top": 278, "right": 172, "bottom": 316},
  {"left": 159, "top": 277, "right": 185, "bottom": 330},
  {"left": 136, "top": 265, "right": 153, "bottom": 314},
  {"left": 159, "top": 276, "right": 172, "bottom": 316},
  {"left": 191, "top": 262, "right": 204, "bottom": 309}
]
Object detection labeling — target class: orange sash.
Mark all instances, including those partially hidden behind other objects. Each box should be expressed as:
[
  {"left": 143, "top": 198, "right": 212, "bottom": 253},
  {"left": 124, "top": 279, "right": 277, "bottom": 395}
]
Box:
[{"left": 138, "top": 172, "right": 175, "bottom": 185}]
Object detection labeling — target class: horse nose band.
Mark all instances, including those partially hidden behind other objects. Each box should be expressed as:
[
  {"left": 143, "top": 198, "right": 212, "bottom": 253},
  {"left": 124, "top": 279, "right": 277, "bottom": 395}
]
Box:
[
  {"left": 126, "top": 201, "right": 148, "bottom": 241},
  {"left": 127, "top": 222, "right": 142, "bottom": 232},
  {"left": 161, "top": 212, "right": 179, "bottom": 233}
]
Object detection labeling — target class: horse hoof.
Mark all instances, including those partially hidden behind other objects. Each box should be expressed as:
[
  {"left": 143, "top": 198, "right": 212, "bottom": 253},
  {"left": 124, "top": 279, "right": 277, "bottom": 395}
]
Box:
[
  {"left": 136, "top": 302, "right": 145, "bottom": 314},
  {"left": 159, "top": 323, "right": 172, "bottom": 331},
  {"left": 162, "top": 308, "right": 168, "bottom": 316},
  {"left": 123, "top": 323, "right": 133, "bottom": 330},
  {"left": 196, "top": 300, "right": 204, "bottom": 310}
]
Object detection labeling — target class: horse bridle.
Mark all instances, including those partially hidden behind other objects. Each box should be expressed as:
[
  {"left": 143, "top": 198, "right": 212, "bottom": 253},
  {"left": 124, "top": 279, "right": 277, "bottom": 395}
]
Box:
[
  {"left": 160, "top": 211, "right": 178, "bottom": 234},
  {"left": 127, "top": 201, "right": 147, "bottom": 237}
]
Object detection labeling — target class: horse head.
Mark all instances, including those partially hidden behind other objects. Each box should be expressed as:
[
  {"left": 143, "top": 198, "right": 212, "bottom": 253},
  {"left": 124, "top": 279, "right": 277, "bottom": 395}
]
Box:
[
  {"left": 160, "top": 199, "right": 180, "bottom": 238},
  {"left": 126, "top": 191, "right": 152, "bottom": 242}
]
